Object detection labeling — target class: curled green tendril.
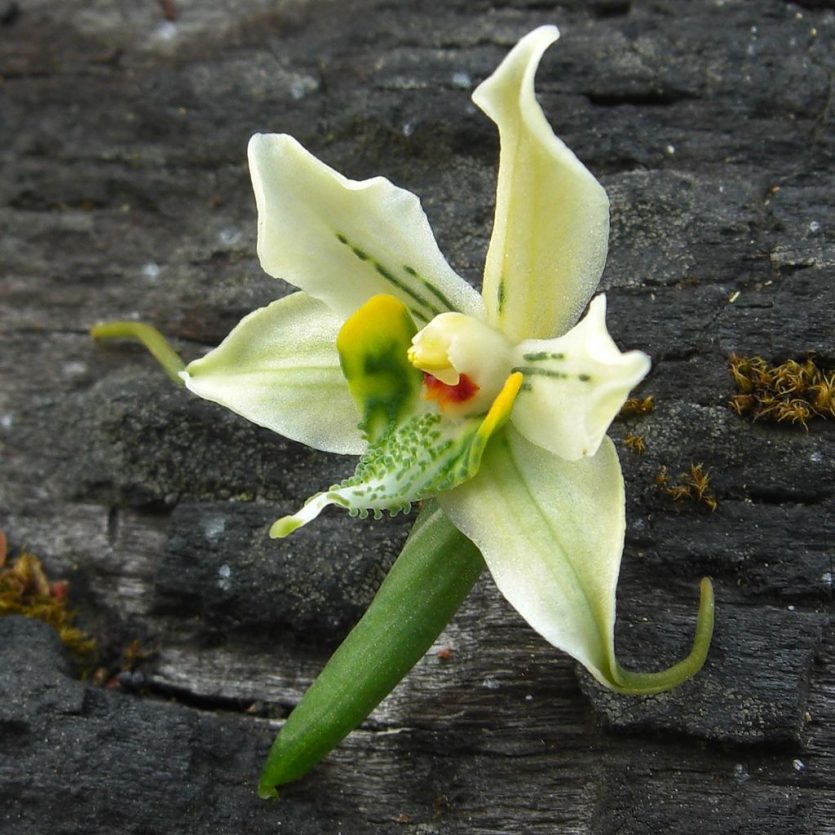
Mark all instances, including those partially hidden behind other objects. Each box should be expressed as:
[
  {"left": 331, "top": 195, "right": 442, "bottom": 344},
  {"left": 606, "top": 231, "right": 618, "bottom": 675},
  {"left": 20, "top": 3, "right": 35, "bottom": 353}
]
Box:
[
  {"left": 90, "top": 321, "right": 186, "bottom": 385},
  {"left": 610, "top": 577, "right": 715, "bottom": 695}
]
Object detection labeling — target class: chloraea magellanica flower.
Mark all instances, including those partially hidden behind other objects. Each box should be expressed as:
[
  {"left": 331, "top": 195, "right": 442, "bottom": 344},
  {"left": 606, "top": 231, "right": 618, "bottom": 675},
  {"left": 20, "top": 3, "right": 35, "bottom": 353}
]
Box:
[{"left": 93, "top": 26, "right": 714, "bottom": 797}]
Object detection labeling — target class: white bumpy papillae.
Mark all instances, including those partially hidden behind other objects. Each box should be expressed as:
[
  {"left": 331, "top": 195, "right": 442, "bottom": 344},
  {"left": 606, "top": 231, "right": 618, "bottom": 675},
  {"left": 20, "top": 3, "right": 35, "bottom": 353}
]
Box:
[
  {"left": 270, "top": 406, "right": 502, "bottom": 539},
  {"left": 510, "top": 295, "right": 651, "bottom": 460},
  {"left": 440, "top": 427, "right": 625, "bottom": 687},
  {"left": 473, "top": 25, "right": 610, "bottom": 343},
  {"left": 248, "top": 134, "right": 484, "bottom": 327},
  {"left": 182, "top": 292, "right": 366, "bottom": 455}
]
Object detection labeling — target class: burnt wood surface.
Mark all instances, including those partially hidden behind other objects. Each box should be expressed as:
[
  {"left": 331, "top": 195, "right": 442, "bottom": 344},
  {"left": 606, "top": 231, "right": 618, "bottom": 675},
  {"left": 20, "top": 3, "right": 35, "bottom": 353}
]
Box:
[{"left": 1, "top": 1, "right": 833, "bottom": 833}]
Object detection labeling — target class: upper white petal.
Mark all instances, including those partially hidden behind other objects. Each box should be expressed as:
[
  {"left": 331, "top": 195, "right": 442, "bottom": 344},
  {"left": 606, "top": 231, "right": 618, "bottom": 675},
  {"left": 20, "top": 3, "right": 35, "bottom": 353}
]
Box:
[
  {"left": 248, "top": 134, "right": 484, "bottom": 326},
  {"left": 473, "top": 25, "right": 610, "bottom": 341}
]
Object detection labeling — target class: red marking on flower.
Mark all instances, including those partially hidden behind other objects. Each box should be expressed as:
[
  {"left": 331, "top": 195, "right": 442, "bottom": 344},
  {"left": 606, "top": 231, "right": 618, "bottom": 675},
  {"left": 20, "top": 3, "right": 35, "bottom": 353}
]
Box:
[{"left": 423, "top": 372, "right": 479, "bottom": 407}]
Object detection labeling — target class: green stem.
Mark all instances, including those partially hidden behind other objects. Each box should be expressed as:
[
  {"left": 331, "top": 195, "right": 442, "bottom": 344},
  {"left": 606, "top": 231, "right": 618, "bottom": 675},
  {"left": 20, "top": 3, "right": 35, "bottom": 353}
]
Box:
[
  {"left": 258, "top": 501, "right": 484, "bottom": 799},
  {"left": 90, "top": 321, "right": 186, "bottom": 384},
  {"left": 610, "top": 577, "right": 715, "bottom": 695}
]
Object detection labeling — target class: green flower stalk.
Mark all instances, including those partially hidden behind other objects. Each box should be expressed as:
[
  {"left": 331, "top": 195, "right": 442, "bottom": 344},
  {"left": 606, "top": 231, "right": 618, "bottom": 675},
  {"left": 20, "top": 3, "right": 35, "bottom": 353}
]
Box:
[{"left": 93, "top": 26, "right": 714, "bottom": 798}]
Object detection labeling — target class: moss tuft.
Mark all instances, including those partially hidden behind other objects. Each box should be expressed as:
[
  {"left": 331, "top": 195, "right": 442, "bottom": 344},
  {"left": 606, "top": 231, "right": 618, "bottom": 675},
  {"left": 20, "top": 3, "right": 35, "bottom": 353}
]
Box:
[
  {"left": 619, "top": 395, "right": 655, "bottom": 417},
  {"left": 655, "top": 463, "right": 717, "bottom": 512},
  {"left": 0, "top": 532, "right": 97, "bottom": 668},
  {"left": 728, "top": 354, "right": 834, "bottom": 427}
]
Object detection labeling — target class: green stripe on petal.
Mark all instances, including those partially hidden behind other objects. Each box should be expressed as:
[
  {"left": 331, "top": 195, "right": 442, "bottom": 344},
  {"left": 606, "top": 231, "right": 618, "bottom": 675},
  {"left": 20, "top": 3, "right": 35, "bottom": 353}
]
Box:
[
  {"left": 473, "top": 26, "right": 610, "bottom": 342},
  {"left": 336, "top": 294, "right": 422, "bottom": 443},
  {"left": 270, "top": 373, "right": 522, "bottom": 538},
  {"left": 183, "top": 292, "right": 365, "bottom": 455},
  {"left": 248, "top": 134, "right": 484, "bottom": 324}
]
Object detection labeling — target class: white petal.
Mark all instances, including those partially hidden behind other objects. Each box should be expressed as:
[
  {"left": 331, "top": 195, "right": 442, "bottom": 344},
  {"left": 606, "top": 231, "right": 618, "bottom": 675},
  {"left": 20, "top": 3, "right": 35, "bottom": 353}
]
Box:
[
  {"left": 473, "top": 26, "right": 610, "bottom": 341},
  {"left": 439, "top": 427, "right": 624, "bottom": 687},
  {"left": 511, "top": 295, "right": 650, "bottom": 460},
  {"left": 248, "top": 133, "right": 484, "bottom": 326},
  {"left": 182, "top": 292, "right": 365, "bottom": 455}
]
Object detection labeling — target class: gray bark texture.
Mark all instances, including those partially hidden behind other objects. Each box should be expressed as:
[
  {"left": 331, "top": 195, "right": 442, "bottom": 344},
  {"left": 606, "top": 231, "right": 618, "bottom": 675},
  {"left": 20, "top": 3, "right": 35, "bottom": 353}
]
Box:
[{"left": 1, "top": 0, "right": 834, "bottom": 832}]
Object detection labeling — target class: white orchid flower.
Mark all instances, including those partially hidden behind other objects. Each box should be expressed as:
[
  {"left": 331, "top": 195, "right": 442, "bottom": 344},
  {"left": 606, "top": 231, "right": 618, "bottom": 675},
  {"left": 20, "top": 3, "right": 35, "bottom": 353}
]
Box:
[
  {"left": 95, "top": 28, "right": 712, "bottom": 714},
  {"left": 172, "top": 25, "right": 712, "bottom": 694}
]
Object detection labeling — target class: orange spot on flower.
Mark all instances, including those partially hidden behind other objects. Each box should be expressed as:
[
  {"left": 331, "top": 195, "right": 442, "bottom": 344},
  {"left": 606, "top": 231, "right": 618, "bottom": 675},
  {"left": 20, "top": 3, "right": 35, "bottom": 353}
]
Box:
[{"left": 423, "top": 372, "right": 479, "bottom": 407}]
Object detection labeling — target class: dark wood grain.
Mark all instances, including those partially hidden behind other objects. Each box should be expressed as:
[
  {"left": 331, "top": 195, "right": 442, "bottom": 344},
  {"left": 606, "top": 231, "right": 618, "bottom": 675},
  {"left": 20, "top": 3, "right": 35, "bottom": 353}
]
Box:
[{"left": 1, "top": 1, "right": 833, "bottom": 832}]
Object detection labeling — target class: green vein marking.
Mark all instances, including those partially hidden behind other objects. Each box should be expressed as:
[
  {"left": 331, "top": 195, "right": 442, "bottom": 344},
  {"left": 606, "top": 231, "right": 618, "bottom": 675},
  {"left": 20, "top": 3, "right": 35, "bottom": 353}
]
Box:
[
  {"left": 578, "top": 373, "right": 592, "bottom": 382},
  {"left": 522, "top": 351, "right": 565, "bottom": 362},
  {"left": 404, "top": 263, "right": 456, "bottom": 312},
  {"left": 497, "top": 278, "right": 506, "bottom": 313},
  {"left": 374, "top": 262, "right": 440, "bottom": 314},
  {"left": 420, "top": 278, "right": 455, "bottom": 310},
  {"left": 513, "top": 366, "right": 569, "bottom": 379},
  {"left": 334, "top": 232, "right": 444, "bottom": 319}
]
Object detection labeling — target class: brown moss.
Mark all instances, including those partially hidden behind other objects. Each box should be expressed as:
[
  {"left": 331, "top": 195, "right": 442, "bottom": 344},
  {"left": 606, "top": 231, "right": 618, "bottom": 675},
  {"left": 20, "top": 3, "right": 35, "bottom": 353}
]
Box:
[
  {"left": 0, "top": 532, "right": 97, "bottom": 668},
  {"left": 623, "top": 432, "right": 646, "bottom": 454},
  {"left": 728, "top": 354, "right": 834, "bottom": 427},
  {"left": 655, "top": 463, "right": 718, "bottom": 511},
  {"left": 619, "top": 395, "right": 655, "bottom": 417}
]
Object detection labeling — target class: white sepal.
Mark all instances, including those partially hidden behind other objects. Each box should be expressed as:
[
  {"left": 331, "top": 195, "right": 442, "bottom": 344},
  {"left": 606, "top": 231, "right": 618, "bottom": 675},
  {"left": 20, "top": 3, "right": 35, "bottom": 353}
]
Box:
[
  {"left": 439, "top": 427, "right": 625, "bottom": 688},
  {"left": 182, "top": 292, "right": 365, "bottom": 455}
]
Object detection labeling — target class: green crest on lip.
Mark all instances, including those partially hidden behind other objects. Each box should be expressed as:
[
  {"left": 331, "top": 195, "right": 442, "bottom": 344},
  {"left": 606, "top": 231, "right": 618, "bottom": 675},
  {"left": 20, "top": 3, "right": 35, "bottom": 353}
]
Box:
[
  {"left": 269, "top": 372, "right": 524, "bottom": 539},
  {"left": 336, "top": 294, "right": 423, "bottom": 443}
]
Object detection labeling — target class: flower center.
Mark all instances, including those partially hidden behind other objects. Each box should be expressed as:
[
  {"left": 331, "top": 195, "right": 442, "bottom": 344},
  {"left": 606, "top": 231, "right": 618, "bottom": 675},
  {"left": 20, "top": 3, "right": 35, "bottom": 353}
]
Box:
[
  {"left": 407, "top": 313, "right": 514, "bottom": 416},
  {"left": 422, "top": 372, "right": 480, "bottom": 408},
  {"left": 406, "top": 327, "right": 461, "bottom": 386}
]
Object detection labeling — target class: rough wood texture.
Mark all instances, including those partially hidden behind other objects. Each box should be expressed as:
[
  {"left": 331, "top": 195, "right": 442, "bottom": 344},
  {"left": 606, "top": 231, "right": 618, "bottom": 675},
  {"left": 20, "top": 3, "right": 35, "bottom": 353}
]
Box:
[{"left": 1, "top": 1, "right": 833, "bottom": 832}]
